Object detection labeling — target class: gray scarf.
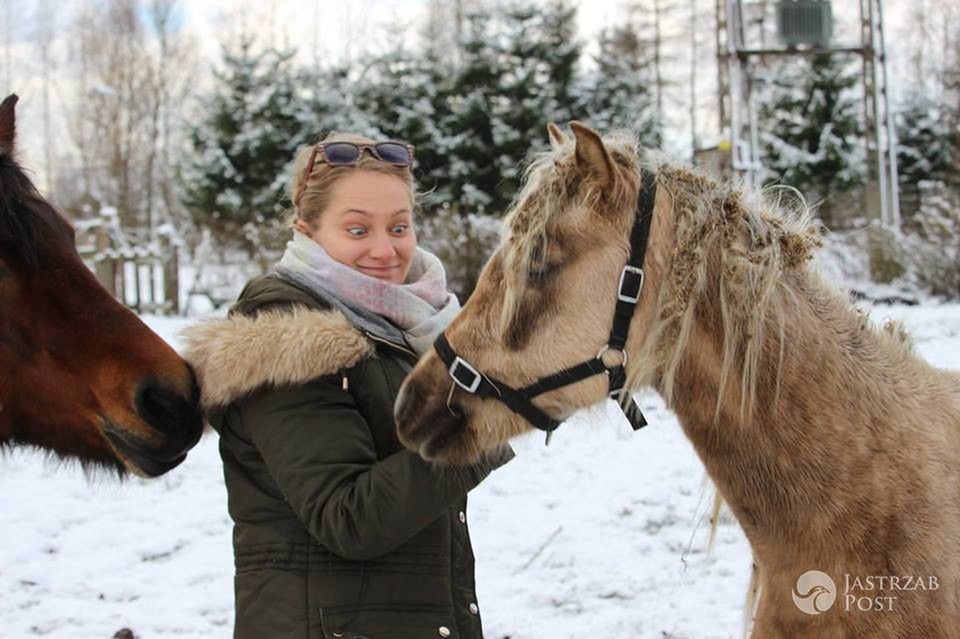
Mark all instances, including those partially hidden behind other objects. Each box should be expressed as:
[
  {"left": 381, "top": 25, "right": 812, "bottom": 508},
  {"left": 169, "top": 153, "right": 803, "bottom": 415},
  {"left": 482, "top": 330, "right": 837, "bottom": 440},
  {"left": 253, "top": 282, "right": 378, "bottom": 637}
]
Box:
[{"left": 275, "top": 232, "right": 460, "bottom": 355}]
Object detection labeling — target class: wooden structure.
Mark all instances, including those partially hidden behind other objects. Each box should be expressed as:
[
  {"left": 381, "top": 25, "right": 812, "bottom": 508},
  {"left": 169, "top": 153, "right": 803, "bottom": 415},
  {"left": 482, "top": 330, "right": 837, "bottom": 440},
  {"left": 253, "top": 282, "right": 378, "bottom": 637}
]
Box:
[{"left": 75, "top": 209, "right": 180, "bottom": 315}]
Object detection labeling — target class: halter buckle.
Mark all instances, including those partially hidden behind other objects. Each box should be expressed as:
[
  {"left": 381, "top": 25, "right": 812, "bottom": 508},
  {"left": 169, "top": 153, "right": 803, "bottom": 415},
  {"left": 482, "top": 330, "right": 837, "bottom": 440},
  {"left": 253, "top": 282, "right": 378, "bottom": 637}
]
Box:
[
  {"left": 617, "top": 265, "right": 645, "bottom": 303},
  {"left": 449, "top": 357, "right": 482, "bottom": 394}
]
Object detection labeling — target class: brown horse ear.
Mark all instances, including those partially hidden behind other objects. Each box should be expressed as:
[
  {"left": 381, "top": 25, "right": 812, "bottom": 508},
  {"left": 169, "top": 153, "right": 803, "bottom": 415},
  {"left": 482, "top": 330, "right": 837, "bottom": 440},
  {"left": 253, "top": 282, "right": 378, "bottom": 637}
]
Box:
[
  {"left": 547, "top": 122, "right": 568, "bottom": 148},
  {"left": 0, "top": 94, "right": 18, "bottom": 155},
  {"left": 570, "top": 121, "right": 613, "bottom": 189}
]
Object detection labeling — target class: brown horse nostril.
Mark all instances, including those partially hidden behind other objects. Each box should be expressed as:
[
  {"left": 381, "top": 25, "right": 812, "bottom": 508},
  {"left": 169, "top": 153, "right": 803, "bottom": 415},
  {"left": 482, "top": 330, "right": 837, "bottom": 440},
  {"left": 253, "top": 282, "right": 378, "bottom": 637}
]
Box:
[{"left": 135, "top": 379, "right": 199, "bottom": 440}]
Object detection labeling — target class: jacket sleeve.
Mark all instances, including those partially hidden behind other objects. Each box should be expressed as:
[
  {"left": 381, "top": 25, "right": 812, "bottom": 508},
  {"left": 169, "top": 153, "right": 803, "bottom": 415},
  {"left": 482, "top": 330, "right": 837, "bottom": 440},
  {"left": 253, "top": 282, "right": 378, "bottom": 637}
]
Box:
[{"left": 235, "top": 375, "right": 513, "bottom": 560}]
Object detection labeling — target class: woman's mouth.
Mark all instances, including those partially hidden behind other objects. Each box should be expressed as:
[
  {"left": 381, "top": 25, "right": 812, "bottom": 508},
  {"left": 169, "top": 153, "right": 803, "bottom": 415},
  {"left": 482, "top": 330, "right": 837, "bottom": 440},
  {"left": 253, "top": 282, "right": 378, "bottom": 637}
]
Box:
[{"left": 359, "top": 265, "right": 401, "bottom": 279}]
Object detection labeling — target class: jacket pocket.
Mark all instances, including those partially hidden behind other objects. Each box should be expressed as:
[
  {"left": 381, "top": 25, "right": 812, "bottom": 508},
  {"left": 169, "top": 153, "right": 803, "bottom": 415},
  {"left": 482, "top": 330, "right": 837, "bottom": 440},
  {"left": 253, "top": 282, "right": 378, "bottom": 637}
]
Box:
[
  {"left": 234, "top": 569, "right": 311, "bottom": 639},
  {"left": 319, "top": 604, "right": 457, "bottom": 639}
]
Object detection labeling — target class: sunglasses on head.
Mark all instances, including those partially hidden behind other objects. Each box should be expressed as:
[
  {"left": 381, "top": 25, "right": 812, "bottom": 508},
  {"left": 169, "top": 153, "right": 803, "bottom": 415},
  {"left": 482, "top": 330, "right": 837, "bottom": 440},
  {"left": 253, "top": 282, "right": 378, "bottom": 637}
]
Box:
[{"left": 306, "top": 140, "right": 414, "bottom": 172}]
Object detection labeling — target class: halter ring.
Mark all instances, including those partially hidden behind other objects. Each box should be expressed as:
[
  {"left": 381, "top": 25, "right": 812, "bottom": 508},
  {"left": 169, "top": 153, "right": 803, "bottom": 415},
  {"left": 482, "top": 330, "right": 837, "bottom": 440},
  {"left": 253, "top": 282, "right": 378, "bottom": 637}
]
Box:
[{"left": 596, "top": 345, "right": 628, "bottom": 369}]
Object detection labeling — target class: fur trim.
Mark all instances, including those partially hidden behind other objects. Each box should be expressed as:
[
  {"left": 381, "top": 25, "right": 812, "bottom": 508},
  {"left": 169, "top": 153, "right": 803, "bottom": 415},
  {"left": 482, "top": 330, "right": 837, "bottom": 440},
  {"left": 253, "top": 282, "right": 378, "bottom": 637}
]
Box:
[{"left": 180, "top": 307, "right": 375, "bottom": 410}]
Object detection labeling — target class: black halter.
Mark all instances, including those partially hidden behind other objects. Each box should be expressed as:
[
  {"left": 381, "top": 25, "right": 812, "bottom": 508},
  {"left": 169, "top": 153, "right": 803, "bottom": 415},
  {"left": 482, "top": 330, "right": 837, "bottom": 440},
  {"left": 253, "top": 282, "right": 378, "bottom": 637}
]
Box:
[{"left": 434, "top": 170, "right": 658, "bottom": 438}]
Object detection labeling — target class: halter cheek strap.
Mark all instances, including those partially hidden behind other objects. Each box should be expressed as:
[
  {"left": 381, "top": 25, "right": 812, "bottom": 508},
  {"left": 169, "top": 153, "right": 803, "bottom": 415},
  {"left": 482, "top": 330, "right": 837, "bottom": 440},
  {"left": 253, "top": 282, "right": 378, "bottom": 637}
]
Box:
[{"left": 433, "top": 170, "right": 658, "bottom": 438}]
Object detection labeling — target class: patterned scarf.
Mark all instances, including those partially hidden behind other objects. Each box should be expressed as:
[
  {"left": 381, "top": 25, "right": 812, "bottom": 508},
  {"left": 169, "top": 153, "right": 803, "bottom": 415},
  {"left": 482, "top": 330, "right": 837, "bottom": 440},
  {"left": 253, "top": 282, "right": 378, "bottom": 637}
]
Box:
[{"left": 275, "top": 231, "right": 460, "bottom": 355}]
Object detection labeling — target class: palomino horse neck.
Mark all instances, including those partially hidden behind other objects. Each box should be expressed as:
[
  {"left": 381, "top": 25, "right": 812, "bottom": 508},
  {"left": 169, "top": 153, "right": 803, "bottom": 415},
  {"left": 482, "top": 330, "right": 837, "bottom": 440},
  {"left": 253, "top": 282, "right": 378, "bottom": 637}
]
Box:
[
  {"left": 0, "top": 94, "right": 203, "bottom": 476},
  {"left": 669, "top": 261, "right": 960, "bottom": 636},
  {"left": 395, "top": 122, "right": 960, "bottom": 637}
]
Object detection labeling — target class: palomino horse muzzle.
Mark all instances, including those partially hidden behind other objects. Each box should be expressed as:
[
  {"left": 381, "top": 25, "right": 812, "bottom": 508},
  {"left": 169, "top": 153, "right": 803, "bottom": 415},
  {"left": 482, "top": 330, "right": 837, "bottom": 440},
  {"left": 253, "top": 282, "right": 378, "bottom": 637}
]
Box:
[{"left": 433, "top": 170, "right": 658, "bottom": 441}]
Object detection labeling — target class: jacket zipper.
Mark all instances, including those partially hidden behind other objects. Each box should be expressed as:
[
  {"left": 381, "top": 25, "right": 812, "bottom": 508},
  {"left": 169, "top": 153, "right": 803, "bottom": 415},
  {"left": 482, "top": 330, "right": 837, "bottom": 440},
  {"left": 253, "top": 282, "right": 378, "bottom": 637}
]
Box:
[{"left": 362, "top": 330, "right": 418, "bottom": 360}]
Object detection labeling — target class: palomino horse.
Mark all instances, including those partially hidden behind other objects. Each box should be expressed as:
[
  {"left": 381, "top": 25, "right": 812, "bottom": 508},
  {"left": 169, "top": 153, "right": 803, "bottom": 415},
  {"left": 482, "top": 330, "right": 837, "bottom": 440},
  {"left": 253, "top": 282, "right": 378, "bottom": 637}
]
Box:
[
  {"left": 395, "top": 122, "right": 960, "bottom": 637},
  {"left": 0, "top": 94, "right": 202, "bottom": 477}
]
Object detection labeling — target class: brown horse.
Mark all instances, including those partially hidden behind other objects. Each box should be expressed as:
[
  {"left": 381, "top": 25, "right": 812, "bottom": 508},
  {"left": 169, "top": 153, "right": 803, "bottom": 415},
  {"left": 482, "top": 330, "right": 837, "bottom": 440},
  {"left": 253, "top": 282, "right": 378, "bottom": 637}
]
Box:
[
  {"left": 0, "top": 94, "right": 202, "bottom": 477},
  {"left": 395, "top": 122, "right": 960, "bottom": 637}
]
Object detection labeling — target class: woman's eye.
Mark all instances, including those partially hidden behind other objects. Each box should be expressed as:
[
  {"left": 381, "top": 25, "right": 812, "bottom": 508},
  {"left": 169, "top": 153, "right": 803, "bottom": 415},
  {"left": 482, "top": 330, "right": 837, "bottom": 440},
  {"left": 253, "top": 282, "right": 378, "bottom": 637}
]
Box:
[
  {"left": 391, "top": 224, "right": 409, "bottom": 234},
  {"left": 347, "top": 227, "right": 367, "bottom": 237}
]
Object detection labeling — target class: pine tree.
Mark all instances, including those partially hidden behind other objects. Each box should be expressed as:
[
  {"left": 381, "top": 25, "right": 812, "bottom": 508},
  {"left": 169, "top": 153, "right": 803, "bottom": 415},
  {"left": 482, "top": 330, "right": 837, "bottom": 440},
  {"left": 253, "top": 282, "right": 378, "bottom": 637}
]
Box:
[
  {"left": 494, "top": 0, "right": 583, "bottom": 198},
  {"left": 585, "top": 23, "right": 659, "bottom": 145},
  {"left": 182, "top": 35, "right": 304, "bottom": 256},
  {"left": 759, "top": 53, "right": 865, "bottom": 228},
  {"left": 441, "top": 8, "right": 504, "bottom": 213},
  {"left": 896, "top": 93, "right": 954, "bottom": 202},
  {"left": 298, "top": 63, "right": 382, "bottom": 143},
  {"left": 539, "top": 0, "right": 583, "bottom": 121},
  {"left": 354, "top": 39, "right": 452, "bottom": 200}
]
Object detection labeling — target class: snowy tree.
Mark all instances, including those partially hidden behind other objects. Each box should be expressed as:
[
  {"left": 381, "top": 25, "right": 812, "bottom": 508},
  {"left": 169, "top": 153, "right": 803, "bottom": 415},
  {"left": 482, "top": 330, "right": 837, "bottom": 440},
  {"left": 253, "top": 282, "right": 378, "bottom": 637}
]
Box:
[
  {"left": 298, "top": 63, "right": 382, "bottom": 143},
  {"left": 493, "top": 0, "right": 583, "bottom": 199},
  {"left": 895, "top": 93, "right": 955, "bottom": 222},
  {"left": 182, "top": 34, "right": 304, "bottom": 259},
  {"left": 759, "top": 53, "right": 865, "bottom": 229},
  {"left": 584, "top": 22, "right": 660, "bottom": 145},
  {"left": 437, "top": 8, "right": 505, "bottom": 214},
  {"left": 354, "top": 38, "right": 453, "bottom": 199}
]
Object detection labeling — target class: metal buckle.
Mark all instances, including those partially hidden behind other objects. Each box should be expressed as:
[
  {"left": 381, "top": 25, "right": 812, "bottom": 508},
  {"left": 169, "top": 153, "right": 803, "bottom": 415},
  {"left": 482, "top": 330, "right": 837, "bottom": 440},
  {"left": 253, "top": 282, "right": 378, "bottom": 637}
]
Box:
[
  {"left": 449, "top": 357, "right": 482, "bottom": 394},
  {"left": 617, "top": 265, "right": 645, "bottom": 303}
]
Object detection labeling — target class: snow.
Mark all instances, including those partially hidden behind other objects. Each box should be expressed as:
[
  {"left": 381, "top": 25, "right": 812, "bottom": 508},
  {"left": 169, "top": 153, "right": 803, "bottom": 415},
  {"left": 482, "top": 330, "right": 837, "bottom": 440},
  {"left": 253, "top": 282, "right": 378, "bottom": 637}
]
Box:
[{"left": 2, "top": 303, "right": 959, "bottom": 638}]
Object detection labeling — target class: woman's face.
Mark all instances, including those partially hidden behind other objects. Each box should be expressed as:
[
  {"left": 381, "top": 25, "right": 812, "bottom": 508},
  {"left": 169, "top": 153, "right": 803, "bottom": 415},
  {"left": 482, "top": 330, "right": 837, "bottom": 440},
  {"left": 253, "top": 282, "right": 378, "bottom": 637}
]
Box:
[{"left": 299, "top": 170, "right": 417, "bottom": 284}]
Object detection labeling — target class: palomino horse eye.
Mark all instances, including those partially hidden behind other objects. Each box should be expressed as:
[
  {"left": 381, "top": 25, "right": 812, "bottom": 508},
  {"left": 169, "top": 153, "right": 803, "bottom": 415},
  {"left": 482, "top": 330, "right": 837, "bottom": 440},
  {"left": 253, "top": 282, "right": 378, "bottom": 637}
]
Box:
[{"left": 527, "top": 262, "right": 559, "bottom": 283}]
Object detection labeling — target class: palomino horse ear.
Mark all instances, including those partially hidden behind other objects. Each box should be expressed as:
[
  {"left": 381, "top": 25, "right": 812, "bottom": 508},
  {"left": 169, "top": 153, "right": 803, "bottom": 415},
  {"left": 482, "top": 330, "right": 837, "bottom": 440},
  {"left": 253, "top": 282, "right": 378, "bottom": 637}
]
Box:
[
  {"left": 0, "top": 94, "right": 17, "bottom": 155},
  {"left": 547, "top": 122, "right": 568, "bottom": 148},
  {"left": 570, "top": 121, "right": 613, "bottom": 189}
]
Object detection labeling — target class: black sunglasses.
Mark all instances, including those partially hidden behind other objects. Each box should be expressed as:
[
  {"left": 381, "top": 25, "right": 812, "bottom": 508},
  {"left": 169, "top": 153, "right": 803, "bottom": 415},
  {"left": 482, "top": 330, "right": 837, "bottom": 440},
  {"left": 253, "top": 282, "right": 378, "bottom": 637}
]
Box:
[{"left": 311, "top": 141, "right": 414, "bottom": 169}]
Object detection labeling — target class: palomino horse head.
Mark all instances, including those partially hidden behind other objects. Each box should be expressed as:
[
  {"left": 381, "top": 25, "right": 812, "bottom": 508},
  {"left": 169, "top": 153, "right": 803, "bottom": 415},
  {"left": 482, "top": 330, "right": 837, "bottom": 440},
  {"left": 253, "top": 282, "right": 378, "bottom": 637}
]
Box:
[
  {"left": 0, "top": 94, "right": 203, "bottom": 476},
  {"left": 396, "top": 122, "right": 819, "bottom": 465},
  {"left": 395, "top": 122, "right": 672, "bottom": 463}
]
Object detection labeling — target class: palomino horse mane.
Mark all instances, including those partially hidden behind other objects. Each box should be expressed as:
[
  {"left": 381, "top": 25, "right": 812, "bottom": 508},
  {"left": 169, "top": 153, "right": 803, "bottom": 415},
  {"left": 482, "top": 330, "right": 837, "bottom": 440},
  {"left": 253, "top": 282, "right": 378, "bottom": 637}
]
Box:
[{"left": 499, "top": 131, "right": 642, "bottom": 340}]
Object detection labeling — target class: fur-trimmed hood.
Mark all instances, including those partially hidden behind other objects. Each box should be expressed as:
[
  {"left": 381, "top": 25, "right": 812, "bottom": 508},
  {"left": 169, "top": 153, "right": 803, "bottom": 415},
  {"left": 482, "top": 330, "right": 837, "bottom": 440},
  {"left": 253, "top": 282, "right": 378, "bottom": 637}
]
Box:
[{"left": 181, "top": 305, "right": 375, "bottom": 411}]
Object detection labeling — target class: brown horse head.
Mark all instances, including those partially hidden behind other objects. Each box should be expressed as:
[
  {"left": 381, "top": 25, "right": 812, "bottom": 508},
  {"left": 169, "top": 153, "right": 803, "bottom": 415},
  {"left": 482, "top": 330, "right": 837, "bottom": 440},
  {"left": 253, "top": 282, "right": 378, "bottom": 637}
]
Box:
[
  {"left": 0, "top": 94, "right": 203, "bottom": 476},
  {"left": 395, "top": 122, "right": 672, "bottom": 463}
]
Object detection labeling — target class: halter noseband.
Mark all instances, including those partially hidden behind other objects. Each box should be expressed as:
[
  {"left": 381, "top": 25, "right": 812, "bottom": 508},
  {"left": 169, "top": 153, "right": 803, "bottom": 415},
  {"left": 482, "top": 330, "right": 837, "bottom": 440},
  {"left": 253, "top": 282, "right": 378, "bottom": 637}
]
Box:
[{"left": 433, "top": 170, "right": 658, "bottom": 439}]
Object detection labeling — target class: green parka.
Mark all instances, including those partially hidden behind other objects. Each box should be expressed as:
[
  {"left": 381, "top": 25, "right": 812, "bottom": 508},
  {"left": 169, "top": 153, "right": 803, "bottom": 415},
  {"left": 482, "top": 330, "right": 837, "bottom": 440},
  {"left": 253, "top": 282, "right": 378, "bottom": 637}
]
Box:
[{"left": 182, "top": 275, "right": 511, "bottom": 639}]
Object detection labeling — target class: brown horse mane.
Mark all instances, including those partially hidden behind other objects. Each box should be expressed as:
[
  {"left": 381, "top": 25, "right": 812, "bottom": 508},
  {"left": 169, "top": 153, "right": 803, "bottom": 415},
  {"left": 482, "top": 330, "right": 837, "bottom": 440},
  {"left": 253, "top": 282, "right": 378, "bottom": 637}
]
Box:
[{"left": 0, "top": 148, "right": 64, "bottom": 271}]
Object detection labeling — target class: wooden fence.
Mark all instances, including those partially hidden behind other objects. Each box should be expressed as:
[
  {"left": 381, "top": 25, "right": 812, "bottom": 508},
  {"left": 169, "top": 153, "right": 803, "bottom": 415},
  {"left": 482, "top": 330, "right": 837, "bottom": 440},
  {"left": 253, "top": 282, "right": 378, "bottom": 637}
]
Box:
[{"left": 75, "top": 210, "right": 180, "bottom": 315}]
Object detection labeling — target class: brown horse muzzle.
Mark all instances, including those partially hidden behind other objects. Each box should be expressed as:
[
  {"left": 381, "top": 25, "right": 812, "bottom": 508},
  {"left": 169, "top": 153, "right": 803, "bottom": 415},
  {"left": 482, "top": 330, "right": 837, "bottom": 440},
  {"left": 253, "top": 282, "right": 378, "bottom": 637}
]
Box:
[{"left": 104, "top": 373, "right": 203, "bottom": 477}]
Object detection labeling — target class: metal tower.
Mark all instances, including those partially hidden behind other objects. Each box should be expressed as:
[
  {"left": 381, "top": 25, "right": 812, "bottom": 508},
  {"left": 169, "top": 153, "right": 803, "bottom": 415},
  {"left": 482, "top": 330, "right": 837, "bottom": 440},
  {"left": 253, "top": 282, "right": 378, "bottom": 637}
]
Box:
[{"left": 716, "top": 0, "right": 900, "bottom": 226}]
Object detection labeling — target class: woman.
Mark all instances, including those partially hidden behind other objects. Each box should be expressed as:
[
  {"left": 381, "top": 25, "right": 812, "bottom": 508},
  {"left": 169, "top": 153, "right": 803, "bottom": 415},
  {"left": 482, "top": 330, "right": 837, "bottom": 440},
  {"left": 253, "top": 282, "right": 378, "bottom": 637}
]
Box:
[{"left": 183, "top": 134, "right": 512, "bottom": 639}]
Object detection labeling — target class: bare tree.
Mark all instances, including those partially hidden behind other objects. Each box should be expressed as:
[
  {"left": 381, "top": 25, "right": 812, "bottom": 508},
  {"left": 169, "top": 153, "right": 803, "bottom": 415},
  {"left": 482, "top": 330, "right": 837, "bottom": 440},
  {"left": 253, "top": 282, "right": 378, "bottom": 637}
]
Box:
[
  {"left": 35, "top": 0, "right": 55, "bottom": 190},
  {"left": 63, "top": 0, "right": 195, "bottom": 237},
  {"left": 143, "top": 0, "right": 198, "bottom": 233}
]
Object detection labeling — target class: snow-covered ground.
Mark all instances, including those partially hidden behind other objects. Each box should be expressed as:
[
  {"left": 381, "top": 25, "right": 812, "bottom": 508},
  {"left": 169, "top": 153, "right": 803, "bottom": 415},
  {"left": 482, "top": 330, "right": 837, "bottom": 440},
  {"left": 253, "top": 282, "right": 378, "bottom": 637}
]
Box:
[{"left": 2, "top": 302, "right": 959, "bottom": 639}]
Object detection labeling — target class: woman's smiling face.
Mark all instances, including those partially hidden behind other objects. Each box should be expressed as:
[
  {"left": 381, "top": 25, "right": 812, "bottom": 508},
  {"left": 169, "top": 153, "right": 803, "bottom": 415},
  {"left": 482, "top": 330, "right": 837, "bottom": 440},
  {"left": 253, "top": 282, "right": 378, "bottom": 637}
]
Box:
[{"left": 296, "top": 169, "right": 417, "bottom": 284}]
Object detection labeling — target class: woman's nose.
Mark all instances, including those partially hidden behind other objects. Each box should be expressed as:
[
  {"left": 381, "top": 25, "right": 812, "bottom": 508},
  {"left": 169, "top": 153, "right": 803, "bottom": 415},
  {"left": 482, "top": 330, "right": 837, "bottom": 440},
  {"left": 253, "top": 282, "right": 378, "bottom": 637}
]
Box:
[{"left": 369, "top": 233, "right": 399, "bottom": 259}]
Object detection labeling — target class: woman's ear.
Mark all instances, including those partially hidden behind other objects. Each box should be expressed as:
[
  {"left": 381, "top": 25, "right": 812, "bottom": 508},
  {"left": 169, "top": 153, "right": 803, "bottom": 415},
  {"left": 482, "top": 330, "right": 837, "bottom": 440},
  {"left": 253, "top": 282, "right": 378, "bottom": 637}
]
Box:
[{"left": 293, "top": 218, "right": 314, "bottom": 238}]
